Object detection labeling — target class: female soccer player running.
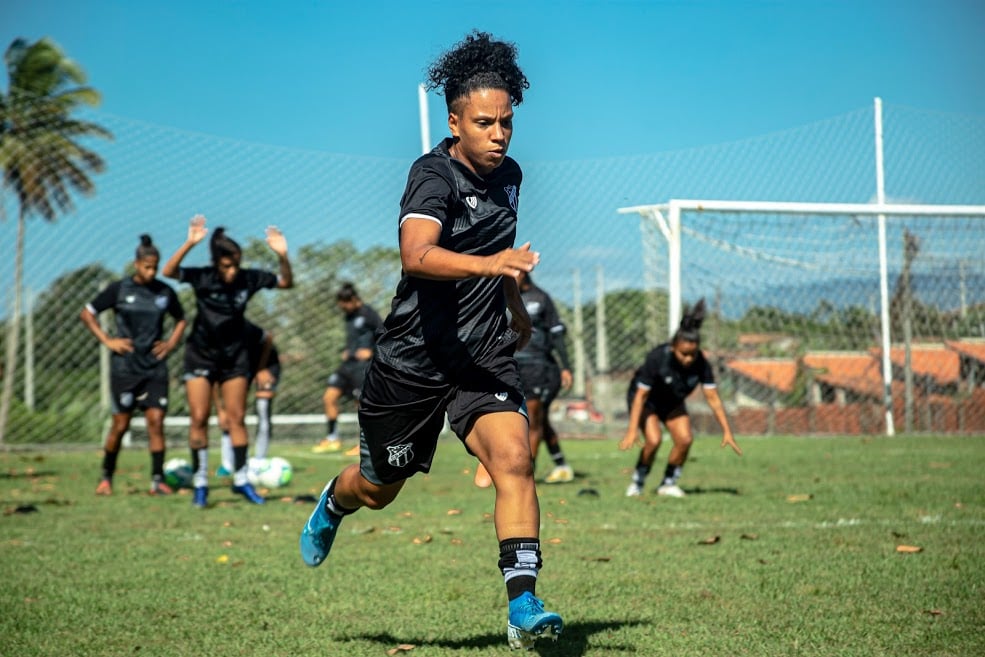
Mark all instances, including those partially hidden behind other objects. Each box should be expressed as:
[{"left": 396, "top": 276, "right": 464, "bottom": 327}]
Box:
[
  {"left": 299, "top": 30, "right": 563, "bottom": 650},
  {"left": 619, "top": 299, "right": 742, "bottom": 497},
  {"left": 163, "top": 215, "right": 293, "bottom": 508},
  {"left": 80, "top": 234, "right": 187, "bottom": 496}
]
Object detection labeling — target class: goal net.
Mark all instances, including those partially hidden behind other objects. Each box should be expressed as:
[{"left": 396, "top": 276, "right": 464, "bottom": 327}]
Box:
[{"left": 621, "top": 200, "right": 985, "bottom": 436}]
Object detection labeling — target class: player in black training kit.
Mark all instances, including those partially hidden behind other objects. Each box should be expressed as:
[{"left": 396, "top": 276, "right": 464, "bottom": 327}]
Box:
[
  {"left": 163, "top": 215, "right": 293, "bottom": 508},
  {"left": 313, "top": 282, "right": 382, "bottom": 454},
  {"left": 299, "top": 31, "right": 563, "bottom": 650},
  {"left": 80, "top": 234, "right": 187, "bottom": 496},
  {"left": 619, "top": 299, "right": 742, "bottom": 497},
  {"left": 474, "top": 270, "right": 574, "bottom": 487}
]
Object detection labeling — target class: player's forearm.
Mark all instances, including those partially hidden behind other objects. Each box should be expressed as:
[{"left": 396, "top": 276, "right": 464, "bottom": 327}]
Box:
[
  {"left": 402, "top": 244, "right": 493, "bottom": 280},
  {"left": 162, "top": 241, "right": 194, "bottom": 279}
]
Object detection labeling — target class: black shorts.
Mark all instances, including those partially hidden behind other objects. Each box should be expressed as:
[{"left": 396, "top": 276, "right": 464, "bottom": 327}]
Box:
[
  {"left": 327, "top": 360, "right": 371, "bottom": 400},
  {"left": 110, "top": 369, "right": 169, "bottom": 414},
  {"left": 183, "top": 342, "right": 251, "bottom": 383},
  {"left": 356, "top": 344, "right": 526, "bottom": 485},
  {"left": 517, "top": 359, "right": 561, "bottom": 404},
  {"left": 627, "top": 383, "right": 687, "bottom": 428}
]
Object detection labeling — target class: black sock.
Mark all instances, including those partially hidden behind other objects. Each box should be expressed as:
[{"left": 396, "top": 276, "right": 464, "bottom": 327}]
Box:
[
  {"left": 633, "top": 455, "right": 652, "bottom": 485},
  {"left": 324, "top": 477, "right": 357, "bottom": 516},
  {"left": 233, "top": 445, "right": 248, "bottom": 472},
  {"left": 663, "top": 463, "right": 682, "bottom": 485},
  {"left": 150, "top": 450, "right": 165, "bottom": 482},
  {"left": 499, "top": 538, "right": 542, "bottom": 600},
  {"left": 545, "top": 434, "right": 566, "bottom": 466},
  {"left": 327, "top": 419, "right": 337, "bottom": 435},
  {"left": 101, "top": 450, "right": 119, "bottom": 481}
]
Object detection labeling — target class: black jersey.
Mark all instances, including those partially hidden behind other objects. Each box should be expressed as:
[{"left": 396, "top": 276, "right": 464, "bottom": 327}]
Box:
[
  {"left": 86, "top": 277, "right": 185, "bottom": 374},
  {"left": 179, "top": 266, "right": 277, "bottom": 361},
  {"left": 374, "top": 138, "right": 522, "bottom": 382},
  {"left": 633, "top": 342, "right": 715, "bottom": 405},
  {"left": 344, "top": 305, "right": 382, "bottom": 359},
  {"left": 516, "top": 283, "right": 571, "bottom": 370}
]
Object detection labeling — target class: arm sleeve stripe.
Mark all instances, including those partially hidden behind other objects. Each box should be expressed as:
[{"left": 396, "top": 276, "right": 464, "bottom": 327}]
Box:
[{"left": 399, "top": 213, "right": 442, "bottom": 227}]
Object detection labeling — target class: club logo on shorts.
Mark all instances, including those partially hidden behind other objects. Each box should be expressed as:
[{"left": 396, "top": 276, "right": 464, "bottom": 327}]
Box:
[
  {"left": 465, "top": 195, "right": 478, "bottom": 209},
  {"left": 387, "top": 444, "right": 414, "bottom": 468},
  {"left": 120, "top": 392, "right": 134, "bottom": 408},
  {"left": 495, "top": 392, "right": 509, "bottom": 402},
  {"left": 504, "top": 185, "right": 518, "bottom": 212}
]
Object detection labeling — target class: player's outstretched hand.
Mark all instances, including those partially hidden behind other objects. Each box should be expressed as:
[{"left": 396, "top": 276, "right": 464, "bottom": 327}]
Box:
[
  {"left": 265, "top": 225, "right": 288, "bottom": 256},
  {"left": 187, "top": 214, "right": 208, "bottom": 244},
  {"left": 618, "top": 432, "right": 640, "bottom": 451},
  {"left": 721, "top": 430, "right": 742, "bottom": 456}
]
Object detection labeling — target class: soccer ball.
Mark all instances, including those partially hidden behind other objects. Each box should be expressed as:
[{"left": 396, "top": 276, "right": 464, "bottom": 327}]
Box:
[
  {"left": 163, "top": 458, "right": 194, "bottom": 489},
  {"left": 247, "top": 456, "right": 293, "bottom": 489}
]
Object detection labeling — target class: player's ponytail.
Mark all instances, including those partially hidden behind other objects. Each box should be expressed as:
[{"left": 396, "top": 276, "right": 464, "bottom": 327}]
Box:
[
  {"left": 674, "top": 298, "right": 706, "bottom": 344},
  {"left": 209, "top": 227, "right": 241, "bottom": 264},
  {"left": 135, "top": 234, "right": 159, "bottom": 260}
]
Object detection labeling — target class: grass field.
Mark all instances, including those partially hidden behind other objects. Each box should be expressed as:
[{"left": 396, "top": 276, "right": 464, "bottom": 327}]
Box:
[{"left": 1, "top": 434, "right": 983, "bottom": 657}]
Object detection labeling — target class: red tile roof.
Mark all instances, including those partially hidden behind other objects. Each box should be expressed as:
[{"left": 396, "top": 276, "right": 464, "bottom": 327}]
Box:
[
  {"left": 946, "top": 339, "right": 985, "bottom": 364},
  {"left": 725, "top": 359, "right": 798, "bottom": 394}
]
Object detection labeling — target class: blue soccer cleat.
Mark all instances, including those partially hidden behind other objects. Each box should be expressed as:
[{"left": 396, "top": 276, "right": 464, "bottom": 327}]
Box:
[
  {"left": 231, "top": 482, "right": 266, "bottom": 505},
  {"left": 507, "top": 591, "right": 563, "bottom": 650},
  {"left": 192, "top": 486, "right": 209, "bottom": 508},
  {"left": 299, "top": 481, "right": 343, "bottom": 567}
]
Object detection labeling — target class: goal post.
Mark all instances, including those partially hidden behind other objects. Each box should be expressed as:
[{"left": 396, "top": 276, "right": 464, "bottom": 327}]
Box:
[{"left": 618, "top": 200, "right": 985, "bottom": 436}]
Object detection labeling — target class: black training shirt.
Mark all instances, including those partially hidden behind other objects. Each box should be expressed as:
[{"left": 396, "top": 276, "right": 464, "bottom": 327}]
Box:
[
  {"left": 374, "top": 138, "right": 522, "bottom": 382},
  {"left": 633, "top": 342, "right": 715, "bottom": 405},
  {"left": 87, "top": 277, "right": 185, "bottom": 375},
  {"left": 344, "top": 305, "right": 382, "bottom": 359},
  {"left": 516, "top": 282, "right": 571, "bottom": 371},
  {"left": 179, "top": 266, "right": 277, "bottom": 360}
]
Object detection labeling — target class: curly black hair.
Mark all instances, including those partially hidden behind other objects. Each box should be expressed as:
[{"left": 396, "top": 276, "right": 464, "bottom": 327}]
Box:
[{"left": 425, "top": 30, "right": 529, "bottom": 112}]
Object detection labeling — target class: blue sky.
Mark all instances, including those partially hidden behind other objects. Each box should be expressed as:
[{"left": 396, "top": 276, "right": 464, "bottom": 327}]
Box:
[{"left": 3, "top": 0, "right": 983, "bottom": 160}]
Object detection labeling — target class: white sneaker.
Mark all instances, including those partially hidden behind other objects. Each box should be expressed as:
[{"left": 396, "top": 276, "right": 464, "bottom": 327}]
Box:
[
  {"left": 657, "top": 483, "right": 686, "bottom": 498},
  {"left": 544, "top": 465, "right": 574, "bottom": 484},
  {"left": 625, "top": 482, "right": 643, "bottom": 497}
]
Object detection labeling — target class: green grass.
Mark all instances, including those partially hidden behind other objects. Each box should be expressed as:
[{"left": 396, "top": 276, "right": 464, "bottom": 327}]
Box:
[{"left": 1, "top": 434, "right": 983, "bottom": 656}]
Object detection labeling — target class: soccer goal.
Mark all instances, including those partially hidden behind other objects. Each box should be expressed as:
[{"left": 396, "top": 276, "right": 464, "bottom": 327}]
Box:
[{"left": 618, "top": 199, "right": 985, "bottom": 436}]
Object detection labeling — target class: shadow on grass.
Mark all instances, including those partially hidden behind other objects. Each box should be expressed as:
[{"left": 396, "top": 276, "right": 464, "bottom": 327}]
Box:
[
  {"left": 682, "top": 486, "right": 740, "bottom": 495},
  {"left": 0, "top": 470, "right": 58, "bottom": 479},
  {"left": 349, "top": 618, "right": 647, "bottom": 655}
]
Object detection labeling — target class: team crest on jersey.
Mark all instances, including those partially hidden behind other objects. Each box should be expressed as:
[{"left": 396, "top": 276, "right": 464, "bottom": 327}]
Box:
[
  {"left": 504, "top": 185, "right": 518, "bottom": 212},
  {"left": 154, "top": 295, "right": 169, "bottom": 309},
  {"left": 387, "top": 443, "right": 414, "bottom": 468},
  {"left": 465, "top": 195, "right": 478, "bottom": 209},
  {"left": 354, "top": 316, "right": 365, "bottom": 329},
  {"left": 665, "top": 376, "right": 673, "bottom": 385},
  {"left": 234, "top": 290, "right": 249, "bottom": 307},
  {"left": 525, "top": 301, "right": 541, "bottom": 315},
  {"left": 125, "top": 295, "right": 136, "bottom": 304}
]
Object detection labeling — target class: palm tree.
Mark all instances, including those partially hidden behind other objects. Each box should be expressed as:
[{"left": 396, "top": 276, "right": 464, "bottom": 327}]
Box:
[{"left": 0, "top": 37, "right": 112, "bottom": 446}]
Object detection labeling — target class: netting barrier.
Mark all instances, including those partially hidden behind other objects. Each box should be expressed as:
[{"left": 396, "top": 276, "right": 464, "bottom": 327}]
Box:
[{"left": 1, "top": 102, "right": 983, "bottom": 443}]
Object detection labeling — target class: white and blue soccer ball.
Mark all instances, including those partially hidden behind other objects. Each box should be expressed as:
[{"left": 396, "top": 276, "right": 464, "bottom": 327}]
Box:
[
  {"left": 247, "top": 456, "right": 293, "bottom": 489},
  {"left": 163, "top": 457, "right": 194, "bottom": 489}
]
